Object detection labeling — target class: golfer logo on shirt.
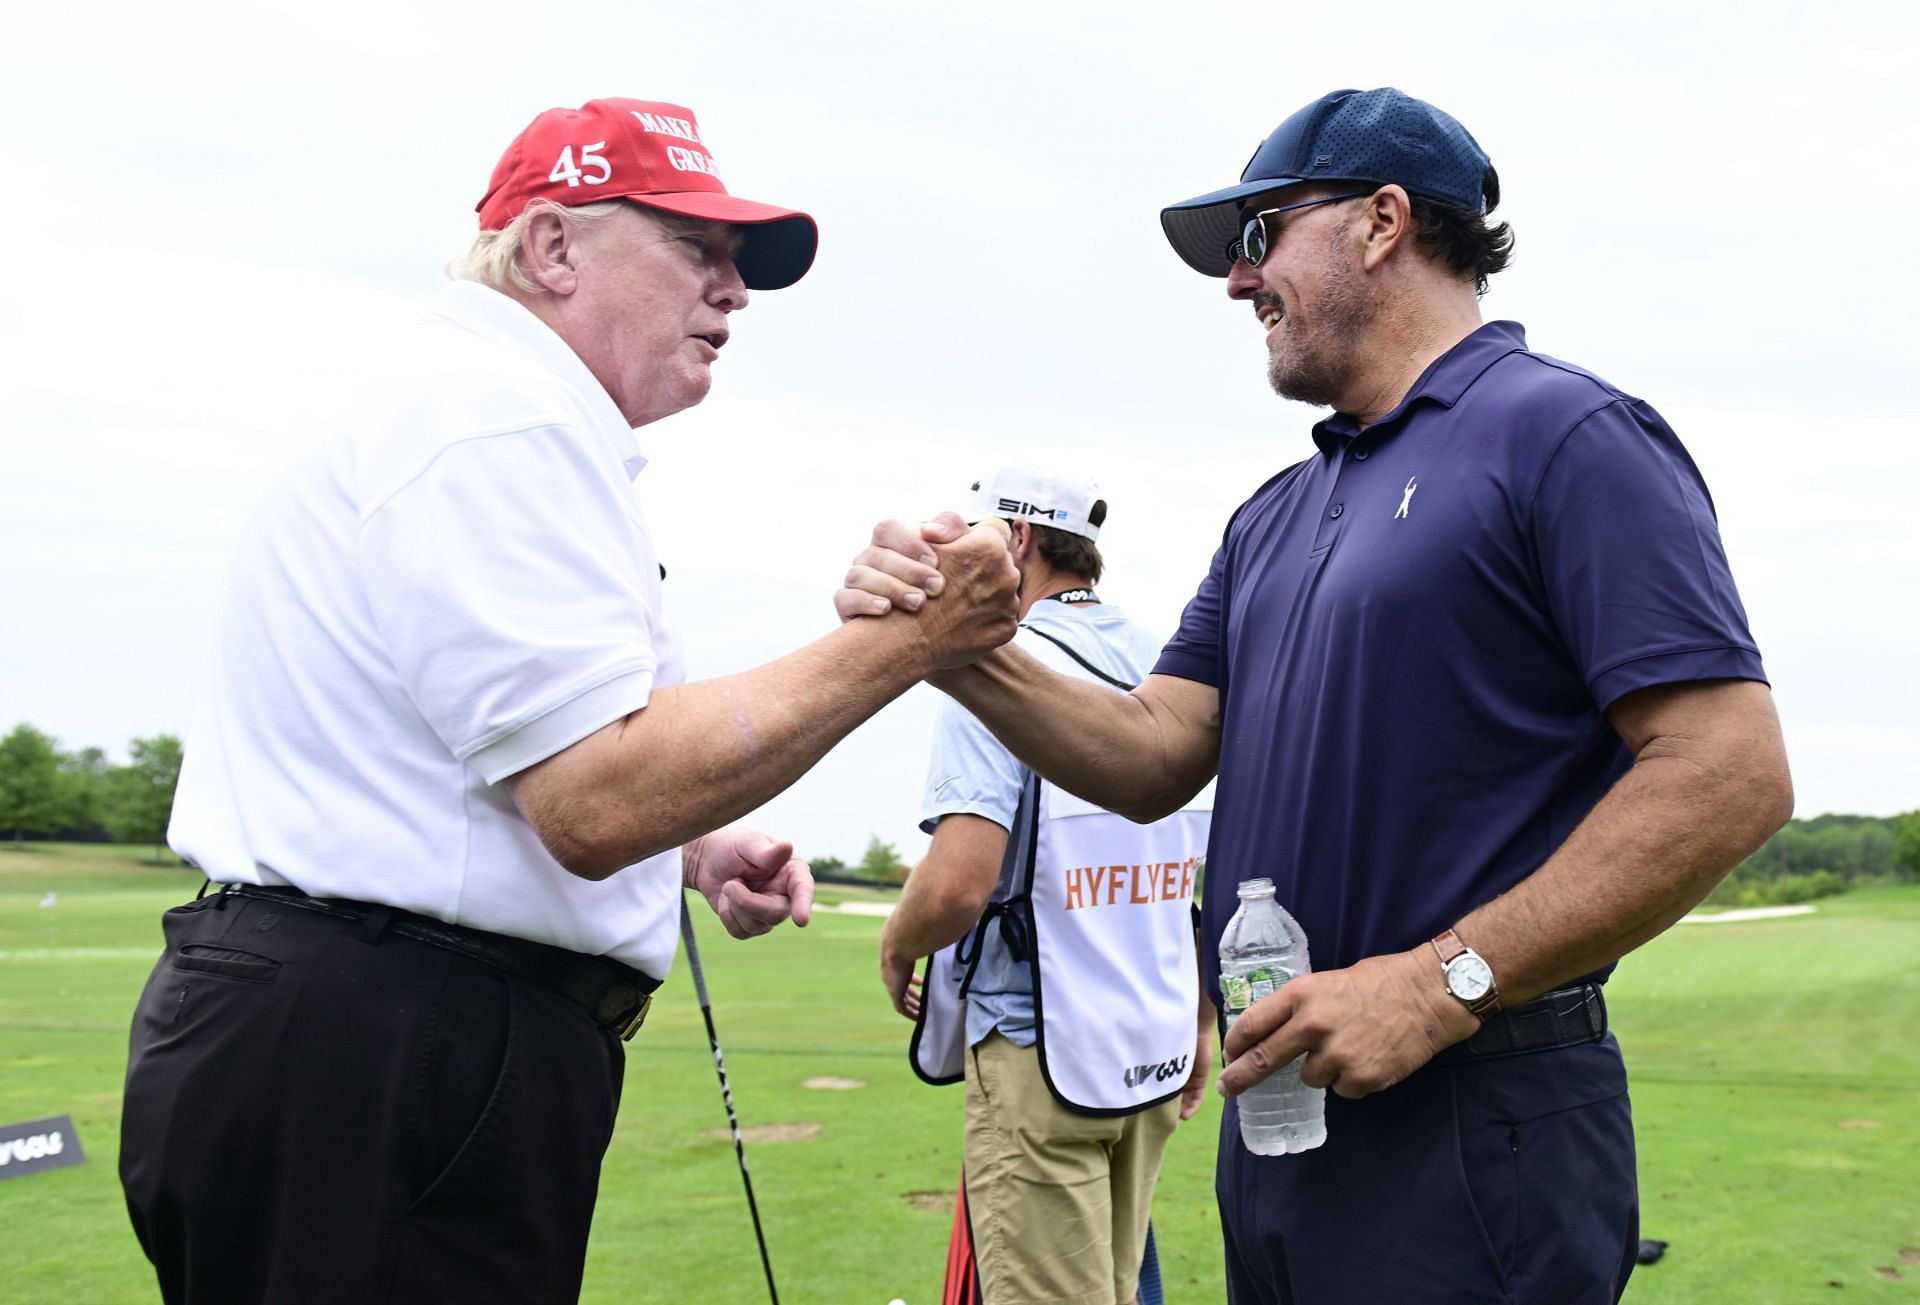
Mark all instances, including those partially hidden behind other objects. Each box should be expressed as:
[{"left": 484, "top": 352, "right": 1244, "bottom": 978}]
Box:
[{"left": 1395, "top": 476, "right": 1419, "bottom": 519}]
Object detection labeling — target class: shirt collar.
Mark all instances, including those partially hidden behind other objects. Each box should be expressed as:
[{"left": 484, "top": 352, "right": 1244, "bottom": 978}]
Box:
[
  {"left": 1311, "top": 320, "right": 1530, "bottom": 453},
  {"left": 427, "top": 281, "right": 652, "bottom": 482}
]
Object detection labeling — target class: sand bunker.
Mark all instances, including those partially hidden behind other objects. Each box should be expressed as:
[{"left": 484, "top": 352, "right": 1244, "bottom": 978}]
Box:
[{"left": 702, "top": 1122, "right": 822, "bottom": 1144}]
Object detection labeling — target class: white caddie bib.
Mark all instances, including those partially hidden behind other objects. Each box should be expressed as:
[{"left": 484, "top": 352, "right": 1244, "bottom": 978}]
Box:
[
  {"left": 910, "top": 621, "right": 1211, "bottom": 1114},
  {"left": 1026, "top": 780, "right": 1209, "bottom": 1113}
]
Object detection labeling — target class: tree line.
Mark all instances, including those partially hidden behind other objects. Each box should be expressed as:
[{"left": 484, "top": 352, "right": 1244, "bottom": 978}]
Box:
[
  {"left": 1705, "top": 810, "right": 1919, "bottom": 908},
  {"left": 0, "top": 723, "right": 182, "bottom": 860},
  {"left": 808, "top": 835, "right": 910, "bottom": 885}
]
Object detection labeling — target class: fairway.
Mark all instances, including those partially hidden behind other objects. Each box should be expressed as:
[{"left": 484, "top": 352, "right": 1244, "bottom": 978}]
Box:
[{"left": 3, "top": 846, "right": 1916, "bottom": 1302}]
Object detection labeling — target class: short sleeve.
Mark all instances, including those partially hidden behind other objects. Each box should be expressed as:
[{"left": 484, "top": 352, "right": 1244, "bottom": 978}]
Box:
[
  {"left": 1532, "top": 399, "right": 1767, "bottom": 710},
  {"left": 1153, "top": 540, "right": 1229, "bottom": 687},
  {"left": 919, "top": 697, "right": 1028, "bottom": 835},
  {"left": 358, "top": 425, "right": 661, "bottom": 782}
]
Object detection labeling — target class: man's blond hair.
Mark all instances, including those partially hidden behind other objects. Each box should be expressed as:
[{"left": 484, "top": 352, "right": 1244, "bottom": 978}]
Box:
[{"left": 453, "top": 199, "right": 629, "bottom": 294}]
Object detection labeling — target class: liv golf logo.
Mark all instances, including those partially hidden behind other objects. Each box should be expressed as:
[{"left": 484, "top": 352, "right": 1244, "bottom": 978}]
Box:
[
  {"left": 1122, "top": 1055, "right": 1189, "bottom": 1089},
  {"left": 0, "top": 1115, "right": 85, "bottom": 1182}
]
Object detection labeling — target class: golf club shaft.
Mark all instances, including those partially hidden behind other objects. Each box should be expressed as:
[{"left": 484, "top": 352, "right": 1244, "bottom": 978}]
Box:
[{"left": 679, "top": 895, "right": 780, "bottom": 1305}]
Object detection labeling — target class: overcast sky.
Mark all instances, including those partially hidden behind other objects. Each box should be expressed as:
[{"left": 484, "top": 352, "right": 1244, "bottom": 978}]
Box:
[{"left": 3, "top": 0, "right": 1915, "bottom": 862}]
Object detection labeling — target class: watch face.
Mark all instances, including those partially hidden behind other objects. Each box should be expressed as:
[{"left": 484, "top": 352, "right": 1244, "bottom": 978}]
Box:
[{"left": 1448, "top": 954, "right": 1494, "bottom": 1002}]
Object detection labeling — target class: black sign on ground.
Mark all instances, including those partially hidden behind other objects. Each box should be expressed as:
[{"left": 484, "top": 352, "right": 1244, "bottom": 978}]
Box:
[{"left": 0, "top": 1115, "right": 86, "bottom": 1182}]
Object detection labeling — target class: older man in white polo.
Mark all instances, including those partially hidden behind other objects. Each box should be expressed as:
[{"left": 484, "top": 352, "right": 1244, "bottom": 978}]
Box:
[{"left": 119, "top": 98, "right": 1018, "bottom": 1305}]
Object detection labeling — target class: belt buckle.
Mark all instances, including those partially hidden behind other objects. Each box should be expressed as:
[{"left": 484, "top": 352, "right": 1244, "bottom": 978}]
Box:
[{"left": 618, "top": 990, "right": 653, "bottom": 1042}]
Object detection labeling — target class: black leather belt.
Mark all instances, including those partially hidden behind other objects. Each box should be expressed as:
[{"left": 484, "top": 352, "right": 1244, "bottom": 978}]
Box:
[
  {"left": 1433, "top": 982, "right": 1607, "bottom": 1065},
  {"left": 212, "top": 882, "right": 659, "bottom": 1040}
]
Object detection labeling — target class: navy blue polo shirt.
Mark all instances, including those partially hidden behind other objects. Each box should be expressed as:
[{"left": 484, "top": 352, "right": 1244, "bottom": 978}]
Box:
[{"left": 1155, "top": 321, "right": 1767, "bottom": 1002}]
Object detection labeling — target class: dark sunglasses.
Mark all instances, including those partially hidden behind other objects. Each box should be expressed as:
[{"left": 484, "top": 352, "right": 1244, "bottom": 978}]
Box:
[{"left": 1228, "top": 192, "right": 1370, "bottom": 267}]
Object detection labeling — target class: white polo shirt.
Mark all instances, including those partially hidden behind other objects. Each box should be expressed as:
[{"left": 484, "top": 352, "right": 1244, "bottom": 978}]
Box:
[{"left": 169, "top": 281, "right": 685, "bottom": 978}]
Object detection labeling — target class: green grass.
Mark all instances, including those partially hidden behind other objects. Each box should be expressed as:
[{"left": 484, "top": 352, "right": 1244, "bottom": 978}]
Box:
[
  {"left": 0, "top": 845, "right": 203, "bottom": 1304},
  {"left": 1610, "top": 886, "right": 1920, "bottom": 1301},
  {"left": 2, "top": 845, "right": 1917, "bottom": 1302}
]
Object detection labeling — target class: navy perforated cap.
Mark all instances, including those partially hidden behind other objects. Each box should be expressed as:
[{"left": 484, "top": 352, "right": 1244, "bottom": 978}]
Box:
[{"left": 1160, "top": 88, "right": 1492, "bottom": 277}]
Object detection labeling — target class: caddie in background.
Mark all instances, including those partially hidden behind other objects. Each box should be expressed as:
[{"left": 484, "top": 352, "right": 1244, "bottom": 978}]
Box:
[
  {"left": 884, "top": 463, "right": 1213, "bottom": 1305},
  {"left": 838, "top": 87, "right": 1793, "bottom": 1303},
  {"left": 118, "top": 97, "right": 1018, "bottom": 1305}
]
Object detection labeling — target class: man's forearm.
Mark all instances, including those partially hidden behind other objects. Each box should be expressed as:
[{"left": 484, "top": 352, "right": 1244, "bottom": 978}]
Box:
[
  {"left": 517, "top": 617, "right": 936, "bottom": 877},
  {"left": 1456, "top": 686, "right": 1793, "bottom": 1003},
  {"left": 882, "top": 814, "right": 1010, "bottom": 963},
  {"left": 882, "top": 871, "right": 983, "bottom": 963},
  {"left": 936, "top": 648, "right": 1217, "bottom": 822}
]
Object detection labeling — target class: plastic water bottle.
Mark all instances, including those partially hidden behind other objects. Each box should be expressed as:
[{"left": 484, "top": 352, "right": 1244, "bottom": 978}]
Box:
[{"left": 1218, "top": 877, "right": 1327, "bottom": 1155}]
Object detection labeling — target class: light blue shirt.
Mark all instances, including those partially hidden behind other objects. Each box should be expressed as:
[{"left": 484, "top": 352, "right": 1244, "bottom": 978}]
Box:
[{"left": 918, "top": 599, "right": 1165, "bottom": 1047}]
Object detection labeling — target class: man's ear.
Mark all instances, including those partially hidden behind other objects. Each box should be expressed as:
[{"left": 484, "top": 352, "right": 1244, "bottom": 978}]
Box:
[
  {"left": 1358, "top": 184, "right": 1414, "bottom": 273},
  {"left": 1008, "top": 518, "right": 1035, "bottom": 560},
  {"left": 519, "top": 209, "right": 583, "bottom": 296}
]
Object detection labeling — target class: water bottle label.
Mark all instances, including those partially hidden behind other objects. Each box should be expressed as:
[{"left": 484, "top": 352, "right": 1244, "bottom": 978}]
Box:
[{"left": 1221, "top": 967, "right": 1283, "bottom": 1021}]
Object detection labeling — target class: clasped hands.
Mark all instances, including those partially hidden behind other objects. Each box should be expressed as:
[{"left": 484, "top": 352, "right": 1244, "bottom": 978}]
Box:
[{"left": 836, "top": 513, "right": 1019, "bottom": 673}]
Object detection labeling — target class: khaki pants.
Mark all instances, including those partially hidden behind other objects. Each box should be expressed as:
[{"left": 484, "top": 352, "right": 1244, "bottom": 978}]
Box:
[{"left": 963, "top": 1032, "right": 1181, "bottom": 1305}]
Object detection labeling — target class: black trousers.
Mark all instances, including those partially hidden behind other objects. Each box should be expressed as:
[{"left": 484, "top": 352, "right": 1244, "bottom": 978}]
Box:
[
  {"left": 1216, "top": 1035, "right": 1638, "bottom": 1304},
  {"left": 120, "top": 892, "right": 625, "bottom": 1305}
]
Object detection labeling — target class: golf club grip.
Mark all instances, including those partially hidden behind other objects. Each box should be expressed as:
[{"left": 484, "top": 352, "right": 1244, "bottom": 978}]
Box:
[{"left": 678, "top": 893, "right": 712, "bottom": 1004}]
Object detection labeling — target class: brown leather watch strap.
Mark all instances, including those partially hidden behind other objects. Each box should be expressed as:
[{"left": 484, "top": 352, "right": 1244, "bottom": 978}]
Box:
[{"left": 1430, "top": 928, "right": 1468, "bottom": 965}]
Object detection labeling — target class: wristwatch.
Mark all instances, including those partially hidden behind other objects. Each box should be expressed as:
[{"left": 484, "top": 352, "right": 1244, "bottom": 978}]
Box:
[{"left": 1430, "top": 928, "right": 1502, "bottom": 1021}]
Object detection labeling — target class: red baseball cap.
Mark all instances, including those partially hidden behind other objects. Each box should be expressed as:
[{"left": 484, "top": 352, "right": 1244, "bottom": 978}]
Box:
[{"left": 476, "top": 98, "right": 817, "bottom": 291}]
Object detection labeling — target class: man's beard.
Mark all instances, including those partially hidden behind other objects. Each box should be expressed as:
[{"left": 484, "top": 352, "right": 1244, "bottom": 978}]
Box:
[{"left": 1267, "top": 239, "right": 1371, "bottom": 409}]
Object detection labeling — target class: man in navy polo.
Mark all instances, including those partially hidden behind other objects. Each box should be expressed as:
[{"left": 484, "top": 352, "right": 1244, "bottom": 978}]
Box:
[{"left": 839, "top": 87, "right": 1793, "bottom": 1303}]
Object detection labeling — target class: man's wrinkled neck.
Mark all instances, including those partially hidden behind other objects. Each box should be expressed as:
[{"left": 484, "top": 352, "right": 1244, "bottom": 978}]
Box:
[{"left": 1341, "top": 293, "right": 1485, "bottom": 429}]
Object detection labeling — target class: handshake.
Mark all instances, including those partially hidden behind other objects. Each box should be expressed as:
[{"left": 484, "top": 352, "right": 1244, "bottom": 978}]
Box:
[{"left": 834, "top": 513, "right": 1023, "bottom": 674}]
